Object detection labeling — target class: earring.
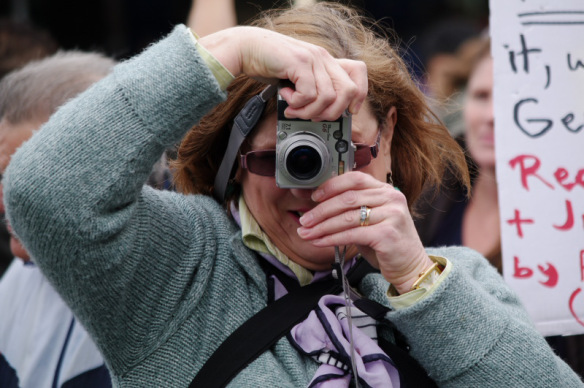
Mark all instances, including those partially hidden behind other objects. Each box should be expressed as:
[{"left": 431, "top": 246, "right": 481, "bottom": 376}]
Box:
[{"left": 387, "top": 172, "right": 401, "bottom": 192}]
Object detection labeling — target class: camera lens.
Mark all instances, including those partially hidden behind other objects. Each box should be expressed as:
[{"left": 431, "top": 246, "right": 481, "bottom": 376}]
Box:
[
  {"left": 277, "top": 131, "right": 330, "bottom": 187},
  {"left": 286, "top": 146, "right": 322, "bottom": 180}
]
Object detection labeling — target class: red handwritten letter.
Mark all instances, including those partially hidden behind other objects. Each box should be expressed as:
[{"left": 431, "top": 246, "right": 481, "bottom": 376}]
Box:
[
  {"left": 553, "top": 200, "right": 574, "bottom": 231},
  {"left": 554, "top": 168, "right": 577, "bottom": 191},
  {"left": 537, "top": 263, "right": 559, "bottom": 287},
  {"left": 569, "top": 288, "right": 584, "bottom": 327},
  {"left": 576, "top": 169, "right": 584, "bottom": 189},
  {"left": 513, "top": 256, "right": 534, "bottom": 278},
  {"left": 509, "top": 155, "right": 554, "bottom": 190}
]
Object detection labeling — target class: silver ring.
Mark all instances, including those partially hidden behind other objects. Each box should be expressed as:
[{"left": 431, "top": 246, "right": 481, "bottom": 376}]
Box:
[{"left": 359, "top": 205, "right": 371, "bottom": 227}]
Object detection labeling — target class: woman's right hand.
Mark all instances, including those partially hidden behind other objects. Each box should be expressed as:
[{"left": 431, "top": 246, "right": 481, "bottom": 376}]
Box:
[{"left": 198, "top": 26, "right": 368, "bottom": 121}]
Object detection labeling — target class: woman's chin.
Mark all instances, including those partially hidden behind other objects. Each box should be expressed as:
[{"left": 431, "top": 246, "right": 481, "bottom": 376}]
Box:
[{"left": 289, "top": 243, "right": 357, "bottom": 271}]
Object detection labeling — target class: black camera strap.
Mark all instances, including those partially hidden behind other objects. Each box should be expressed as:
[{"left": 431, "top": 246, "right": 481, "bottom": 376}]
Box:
[
  {"left": 213, "top": 84, "right": 277, "bottom": 201},
  {"left": 189, "top": 259, "right": 437, "bottom": 388}
]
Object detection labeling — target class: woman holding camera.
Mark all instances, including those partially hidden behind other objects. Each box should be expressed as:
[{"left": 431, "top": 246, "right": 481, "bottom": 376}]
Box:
[{"left": 4, "top": 2, "right": 582, "bottom": 387}]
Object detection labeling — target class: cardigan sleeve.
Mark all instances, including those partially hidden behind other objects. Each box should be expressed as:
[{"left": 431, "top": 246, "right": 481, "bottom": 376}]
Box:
[
  {"left": 374, "top": 246, "right": 584, "bottom": 387},
  {"left": 3, "top": 25, "right": 229, "bottom": 374}
]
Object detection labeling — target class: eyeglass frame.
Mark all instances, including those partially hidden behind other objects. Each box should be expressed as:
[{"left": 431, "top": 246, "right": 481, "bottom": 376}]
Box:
[{"left": 239, "top": 129, "right": 382, "bottom": 177}]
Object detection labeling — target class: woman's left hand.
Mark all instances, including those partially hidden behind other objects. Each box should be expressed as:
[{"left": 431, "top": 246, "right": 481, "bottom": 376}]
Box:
[{"left": 297, "top": 171, "right": 434, "bottom": 294}]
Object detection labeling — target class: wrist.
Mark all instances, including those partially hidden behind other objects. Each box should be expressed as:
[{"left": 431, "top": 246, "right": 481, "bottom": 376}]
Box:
[
  {"left": 198, "top": 27, "right": 244, "bottom": 77},
  {"left": 388, "top": 255, "right": 435, "bottom": 295}
]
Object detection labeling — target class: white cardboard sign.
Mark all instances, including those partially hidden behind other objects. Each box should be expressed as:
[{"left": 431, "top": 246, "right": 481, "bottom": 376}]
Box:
[{"left": 490, "top": 0, "right": 584, "bottom": 336}]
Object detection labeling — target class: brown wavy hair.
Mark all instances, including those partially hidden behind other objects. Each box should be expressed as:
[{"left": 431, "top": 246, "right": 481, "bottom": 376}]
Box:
[{"left": 172, "top": 2, "right": 470, "bottom": 213}]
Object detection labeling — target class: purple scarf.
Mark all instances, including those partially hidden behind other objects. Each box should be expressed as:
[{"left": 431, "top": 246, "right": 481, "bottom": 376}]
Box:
[{"left": 289, "top": 295, "right": 399, "bottom": 387}]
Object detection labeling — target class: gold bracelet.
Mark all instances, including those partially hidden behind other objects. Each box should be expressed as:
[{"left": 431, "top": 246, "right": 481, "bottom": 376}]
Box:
[{"left": 410, "top": 262, "right": 444, "bottom": 291}]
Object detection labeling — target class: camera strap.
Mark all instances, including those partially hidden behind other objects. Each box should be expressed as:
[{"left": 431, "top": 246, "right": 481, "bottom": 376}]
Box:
[
  {"left": 334, "top": 245, "right": 361, "bottom": 386},
  {"left": 213, "top": 84, "right": 277, "bottom": 201}
]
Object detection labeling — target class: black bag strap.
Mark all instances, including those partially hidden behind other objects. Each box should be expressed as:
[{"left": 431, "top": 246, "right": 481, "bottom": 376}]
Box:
[
  {"left": 190, "top": 259, "right": 372, "bottom": 387},
  {"left": 354, "top": 298, "right": 438, "bottom": 388},
  {"left": 190, "top": 259, "right": 435, "bottom": 387},
  {"left": 377, "top": 337, "right": 438, "bottom": 388},
  {"left": 352, "top": 299, "right": 437, "bottom": 388}
]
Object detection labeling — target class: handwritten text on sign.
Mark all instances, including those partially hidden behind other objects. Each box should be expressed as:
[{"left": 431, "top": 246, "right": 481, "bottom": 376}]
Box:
[{"left": 491, "top": 1, "right": 584, "bottom": 336}]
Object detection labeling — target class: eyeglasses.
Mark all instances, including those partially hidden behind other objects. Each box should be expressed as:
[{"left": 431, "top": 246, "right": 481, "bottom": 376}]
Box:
[{"left": 240, "top": 130, "right": 381, "bottom": 177}]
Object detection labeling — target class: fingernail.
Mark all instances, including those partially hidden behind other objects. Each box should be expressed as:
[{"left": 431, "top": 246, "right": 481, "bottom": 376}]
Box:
[
  {"left": 311, "top": 189, "right": 323, "bottom": 202},
  {"left": 299, "top": 212, "right": 313, "bottom": 226},
  {"left": 297, "top": 227, "right": 307, "bottom": 237}
]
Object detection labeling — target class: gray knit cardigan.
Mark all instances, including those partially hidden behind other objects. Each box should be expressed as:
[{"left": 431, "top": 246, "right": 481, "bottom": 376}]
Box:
[{"left": 4, "top": 25, "right": 583, "bottom": 388}]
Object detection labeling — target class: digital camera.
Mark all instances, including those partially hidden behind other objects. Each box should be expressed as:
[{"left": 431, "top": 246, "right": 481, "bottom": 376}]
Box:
[{"left": 275, "top": 84, "right": 354, "bottom": 189}]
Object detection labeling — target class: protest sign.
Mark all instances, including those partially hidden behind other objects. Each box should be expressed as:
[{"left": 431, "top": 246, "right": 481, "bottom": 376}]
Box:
[{"left": 491, "top": 0, "right": 584, "bottom": 336}]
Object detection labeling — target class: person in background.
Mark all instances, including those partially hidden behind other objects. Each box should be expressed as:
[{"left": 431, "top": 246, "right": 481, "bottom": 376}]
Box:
[
  {"left": 0, "top": 19, "right": 58, "bottom": 79},
  {"left": 187, "top": 0, "right": 236, "bottom": 37},
  {"left": 4, "top": 2, "right": 583, "bottom": 387},
  {"left": 0, "top": 19, "right": 59, "bottom": 277},
  {"left": 416, "top": 19, "right": 482, "bottom": 138},
  {"left": 414, "top": 35, "right": 584, "bottom": 379},
  {"left": 415, "top": 37, "right": 501, "bottom": 271},
  {"left": 0, "top": 51, "right": 115, "bottom": 388}
]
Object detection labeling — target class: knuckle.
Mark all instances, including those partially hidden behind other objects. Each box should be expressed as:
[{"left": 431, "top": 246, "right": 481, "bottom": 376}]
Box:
[
  {"left": 394, "top": 190, "right": 408, "bottom": 206},
  {"left": 315, "top": 46, "right": 330, "bottom": 58},
  {"left": 388, "top": 202, "right": 408, "bottom": 221},
  {"left": 340, "top": 190, "right": 358, "bottom": 206},
  {"left": 312, "top": 223, "right": 325, "bottom": 236},
  {"left": 378, "top": 221, "right": 398, "bottom": 240},
  {"left": 342, "top": 210, "right": 354, "bottom": 224},
  {"left": 356, "top": 60, "right": 367, "bottom": 72},
  {"left": 352, "top": 173, "right": 368, "bottom": 187},
  {"left": 311, "top": 204, "right": 325, "bottom": 219},
  {"left": 321, "top": 179, "right": 336, "bottom": 196},
  {"left": 296, "top": 49, "right": 312, "bottom": 64},
  {"left": 321, "top": 89, "right": 336, "bottom": 104},
  {"left": 298, "top": 89, "right": 318, "bottom": 103},
  {"left": 345, "top": 82, "right": 358, "bottom": 97}
]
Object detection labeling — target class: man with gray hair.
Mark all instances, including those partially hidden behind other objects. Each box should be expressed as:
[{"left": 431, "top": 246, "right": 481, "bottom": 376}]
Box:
[
  {"left": 0, "top": 19, "right": 59, "bottom": 277},
  {"left": 0, "top": 51, "right": 115, "bottom": 388}
]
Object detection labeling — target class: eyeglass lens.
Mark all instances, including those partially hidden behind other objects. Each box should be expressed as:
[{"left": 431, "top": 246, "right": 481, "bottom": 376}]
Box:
[{"left": 244, "top": 150, "right": 277, "bottom": 176}]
